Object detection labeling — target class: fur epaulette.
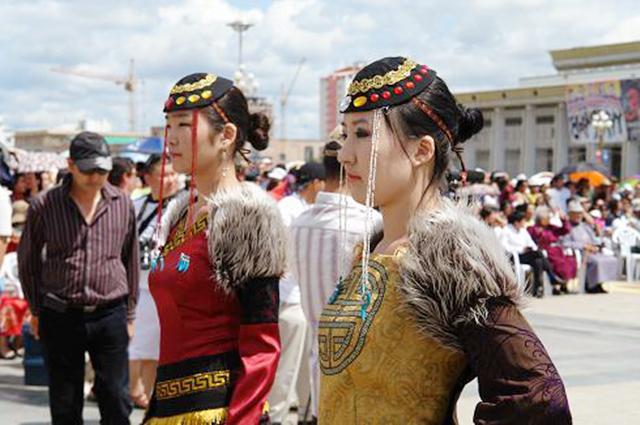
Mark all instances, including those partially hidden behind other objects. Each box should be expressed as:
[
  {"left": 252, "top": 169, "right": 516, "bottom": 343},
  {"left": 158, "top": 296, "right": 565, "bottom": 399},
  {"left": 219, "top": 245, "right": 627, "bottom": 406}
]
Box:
[
  {"left": 156, "top": 183, "right": 287, "bottom": 294},
  {"left": 398, "top": 198, "right": 523, "bottom": 351},
  {"left": 207, "top": 182, "right": 287, "bottom": 294}
]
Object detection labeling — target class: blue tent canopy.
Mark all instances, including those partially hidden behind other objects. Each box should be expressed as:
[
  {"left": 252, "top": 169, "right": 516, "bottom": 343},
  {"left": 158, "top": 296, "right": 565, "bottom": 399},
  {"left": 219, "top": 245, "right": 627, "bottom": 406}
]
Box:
[{"left": 122, "top": 137, "right": 163, "bottom": 154}]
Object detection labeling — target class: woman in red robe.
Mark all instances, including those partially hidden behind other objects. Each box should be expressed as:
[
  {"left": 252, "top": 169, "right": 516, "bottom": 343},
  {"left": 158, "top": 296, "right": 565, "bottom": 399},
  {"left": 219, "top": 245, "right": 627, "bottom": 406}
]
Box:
[{"left": 143, "top": 73, "right": 287, "bottom": 425}]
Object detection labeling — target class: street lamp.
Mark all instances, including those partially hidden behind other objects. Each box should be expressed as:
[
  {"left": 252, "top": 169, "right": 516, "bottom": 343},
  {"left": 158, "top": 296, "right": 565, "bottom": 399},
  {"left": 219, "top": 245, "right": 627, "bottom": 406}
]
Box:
[
  {"left": 227, "top": 20, "right": 253, "bottom": 68},
  {"left": 591, "top": 110, "right": 613, "bottom": 163}
]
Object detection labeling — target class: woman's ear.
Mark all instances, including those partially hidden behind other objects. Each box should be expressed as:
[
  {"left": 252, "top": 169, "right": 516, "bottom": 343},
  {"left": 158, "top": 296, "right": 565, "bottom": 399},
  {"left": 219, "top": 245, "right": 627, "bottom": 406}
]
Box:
[
  {"left": 410, "top": 135, "right": 435, "bottom": 167},
  {"left": 219, "top": 123, "right": 238, "bottom": 149}
]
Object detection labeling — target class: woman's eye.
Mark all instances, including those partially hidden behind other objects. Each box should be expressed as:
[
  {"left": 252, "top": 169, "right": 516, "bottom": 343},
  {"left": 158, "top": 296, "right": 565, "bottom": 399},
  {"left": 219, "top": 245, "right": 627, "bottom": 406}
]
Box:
[
  {"left": 178, "top": 122, "right": 191, "bottom": 128},
  {"left": 355, "top": 128, "right": 370, "bottom": 138}
]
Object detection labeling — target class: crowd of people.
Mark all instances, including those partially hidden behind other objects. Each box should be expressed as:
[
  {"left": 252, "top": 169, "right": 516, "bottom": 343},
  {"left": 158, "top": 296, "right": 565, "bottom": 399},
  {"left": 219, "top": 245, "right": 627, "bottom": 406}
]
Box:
[{"left": 470, "top": 171, "right": 640, "bottom": 296}]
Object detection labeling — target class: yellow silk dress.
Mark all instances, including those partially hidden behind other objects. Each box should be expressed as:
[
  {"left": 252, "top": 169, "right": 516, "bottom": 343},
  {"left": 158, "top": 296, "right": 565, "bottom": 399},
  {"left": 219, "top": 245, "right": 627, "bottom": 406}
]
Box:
[{"left": 318, "top": 248, "right": 467, "bottom": 425}]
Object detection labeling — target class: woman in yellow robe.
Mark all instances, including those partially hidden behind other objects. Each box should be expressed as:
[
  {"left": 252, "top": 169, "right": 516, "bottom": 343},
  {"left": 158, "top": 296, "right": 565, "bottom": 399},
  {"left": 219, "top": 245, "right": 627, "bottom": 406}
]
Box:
[{"left": 317, "top": 57, "right": 572, "bottom": 425}]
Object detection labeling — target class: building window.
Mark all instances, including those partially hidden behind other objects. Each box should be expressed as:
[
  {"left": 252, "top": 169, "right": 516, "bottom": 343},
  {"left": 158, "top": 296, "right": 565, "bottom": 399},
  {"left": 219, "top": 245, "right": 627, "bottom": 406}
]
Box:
[
  {"left": 484, "top": 119, "right": 492, "bottom": 128},
  {"left": 506, "top": 149, "right": 520, "bottom": 176},
  {"left": 569, "top": 147, "right": 586, "bottom": 164},
  {"left": 279, "top": 153, "right": 286, "bottom": 161},
  {"left": 505, "top": 117, "right": 522, "bottom": 127},
  {"left": 304, "top": 146, "right": 314, "bottom": 162},
  {"left": 535, "top": 148, "right": 553, "bottom": 172},
  {"left": 608, "top": 147, "right": 622, "bottom": 178},
  {"left": 475, "top": 150, "right": 490, "bottom": 171},
  {"left": 535, "top": 116, "right": 554, "bottom": 125}
]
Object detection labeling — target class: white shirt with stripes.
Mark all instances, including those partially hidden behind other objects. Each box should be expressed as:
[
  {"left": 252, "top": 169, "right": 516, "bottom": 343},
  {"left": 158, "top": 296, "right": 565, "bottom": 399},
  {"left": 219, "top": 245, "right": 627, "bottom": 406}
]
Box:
[{"left": 289, "top": 191, "right": 382, "bottom": 415}]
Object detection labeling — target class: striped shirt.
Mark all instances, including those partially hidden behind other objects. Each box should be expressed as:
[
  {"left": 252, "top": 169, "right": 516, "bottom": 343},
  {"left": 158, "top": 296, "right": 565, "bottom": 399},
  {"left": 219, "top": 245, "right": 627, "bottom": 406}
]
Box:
[
  {"left": 290, "top": 191, "right": 382, "bottom": 328},
  {"left": 289, "top": 191, "right": 382, "bottom": 415},
  {"left": 18, "top": 175, "right": 139, "bottom": 319}
]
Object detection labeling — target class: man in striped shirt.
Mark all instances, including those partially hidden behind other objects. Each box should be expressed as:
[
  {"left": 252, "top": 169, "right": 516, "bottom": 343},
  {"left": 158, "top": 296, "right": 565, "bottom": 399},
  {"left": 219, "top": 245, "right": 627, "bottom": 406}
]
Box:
[
  {"left": 18, "top": 131, "right": 139, "bottom": 425},
  {"left": 290, "top": 141, "right": 382, "bottom": 420}
]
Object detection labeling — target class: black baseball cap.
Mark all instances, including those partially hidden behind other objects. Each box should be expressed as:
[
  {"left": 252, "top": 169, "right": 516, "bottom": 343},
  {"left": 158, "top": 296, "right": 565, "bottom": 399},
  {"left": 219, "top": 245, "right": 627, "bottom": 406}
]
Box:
[
  {"left": 69, "top": 131, "right": 112, "bottom": 172},
  {"left": 296, "top": 162, "right": 326, "bottom": 186}
]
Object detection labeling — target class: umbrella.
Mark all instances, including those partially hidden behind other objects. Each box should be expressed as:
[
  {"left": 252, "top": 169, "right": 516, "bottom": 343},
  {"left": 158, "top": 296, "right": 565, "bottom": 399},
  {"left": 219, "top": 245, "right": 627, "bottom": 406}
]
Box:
[
  {"left": 568, "top": 171, "right": 611, "bottom": 187},
  {"left": 122, "top": 137, "right": 163, "bottom": 154},
  {"left": 559, "top": 162, "right": 613, "bottom": 187},
  {"left": 528, "top": 171, "right": 554, "bottom": 187},
  {"left": 5, "top": 148, "right": 68, "bottom": 173},
  {"left": 558, "top": 162, "right": 611, "bottom": 177},
  {"left": 119, "top": 151, "right": 150, "bottom": 163}
]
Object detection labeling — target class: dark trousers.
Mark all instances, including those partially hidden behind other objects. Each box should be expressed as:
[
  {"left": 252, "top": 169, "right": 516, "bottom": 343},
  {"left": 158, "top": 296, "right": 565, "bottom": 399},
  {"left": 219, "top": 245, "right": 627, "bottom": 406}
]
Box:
[
  {"left": 39, "top": 301, "right": 131, "bottom": 425},
  {"left": 518, "top": 250, "right": 555, "bottom": 295}
]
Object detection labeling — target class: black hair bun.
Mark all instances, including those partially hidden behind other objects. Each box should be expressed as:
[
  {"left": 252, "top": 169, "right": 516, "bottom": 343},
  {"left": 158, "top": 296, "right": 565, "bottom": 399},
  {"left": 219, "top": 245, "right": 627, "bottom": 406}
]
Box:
[
  {"left": 248, "top": 112, "right": 270, "bottom": 151},
  {"left": 456, "top": 106, "right": 484, "bottom": 144}
]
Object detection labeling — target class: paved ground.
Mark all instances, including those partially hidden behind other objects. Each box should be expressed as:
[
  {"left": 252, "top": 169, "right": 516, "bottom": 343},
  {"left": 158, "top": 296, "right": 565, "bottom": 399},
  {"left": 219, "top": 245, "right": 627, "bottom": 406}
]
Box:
[{"left": 0, "top": 292, "right": 639, "bottom": 424}]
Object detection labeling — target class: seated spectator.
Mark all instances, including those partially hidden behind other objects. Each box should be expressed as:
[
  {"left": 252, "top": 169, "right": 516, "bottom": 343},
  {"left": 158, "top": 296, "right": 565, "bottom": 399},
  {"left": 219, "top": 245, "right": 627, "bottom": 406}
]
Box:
[
  {"left": 500, "top": 211, "right": 564, "bottom": 297},
  {"left": 627, "top": 199, "right": 640, "bottom": 253},
  {"left": 10, "top": 173, "right": 29, "bottom": 202},
  {"left": 480, "top": 205, "right": 505, "bottom": 238},
  {"left": 605, "top": 198, "right": 626, "bottom": 228},
  {"left": 529, "top": 206, "right": 576, "bottom": 292},
  {"left": 589, "top": 209, "right": 606, "bottom": 235},
  {"left": 513, "top": 179, "right": 529, "bottom": 206},
  {"left": 546, "top": 175, "right": 571, "bottom": 214},
  {"left": 0, "top": 201, "right": 29, "bottom": 359},
  {"left": 564, "top": 201, "right": 619, "bottom": 292}
]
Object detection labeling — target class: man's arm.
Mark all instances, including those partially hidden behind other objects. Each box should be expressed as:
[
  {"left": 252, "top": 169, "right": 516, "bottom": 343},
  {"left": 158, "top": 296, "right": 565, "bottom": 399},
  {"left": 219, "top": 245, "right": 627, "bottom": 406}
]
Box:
[
  {"left": 17, "top": 199, "right": 46, "bottom": 316},
  {"left": 121, "top": 201, "right": 140, "bottom": 322}
]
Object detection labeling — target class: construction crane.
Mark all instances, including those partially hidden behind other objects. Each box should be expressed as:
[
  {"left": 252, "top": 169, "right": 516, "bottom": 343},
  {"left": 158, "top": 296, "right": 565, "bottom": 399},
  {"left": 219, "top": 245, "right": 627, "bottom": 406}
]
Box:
[
  {"left": 51, "top": 59, "right": 137, "bottom": 132},
  {"left": 280, "top": 58, "right": 306, "bottom": 140}
]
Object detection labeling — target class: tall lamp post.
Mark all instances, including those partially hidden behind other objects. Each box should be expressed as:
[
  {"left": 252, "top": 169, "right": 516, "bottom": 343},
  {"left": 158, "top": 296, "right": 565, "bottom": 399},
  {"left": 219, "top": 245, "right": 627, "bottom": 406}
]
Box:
[
  {"left": 591, "top": 110, "right": 613, "bottom": 164},
  {"left": 227, "top": 20, "right": 253, "bottom": 68}
]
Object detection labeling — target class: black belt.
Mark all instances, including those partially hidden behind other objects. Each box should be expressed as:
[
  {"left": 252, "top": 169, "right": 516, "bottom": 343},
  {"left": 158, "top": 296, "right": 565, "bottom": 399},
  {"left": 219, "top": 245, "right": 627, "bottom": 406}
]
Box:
[
  {"left": 42, "top": 293, "right": 126, "bottom": 314},
  {"left": 147, "top": 352, "right": 240, "bottom": 420}
]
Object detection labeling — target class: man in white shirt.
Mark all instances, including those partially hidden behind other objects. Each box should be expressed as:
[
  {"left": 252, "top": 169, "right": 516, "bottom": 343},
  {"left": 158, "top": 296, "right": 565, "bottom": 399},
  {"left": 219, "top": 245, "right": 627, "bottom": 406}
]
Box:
[
  {"left": 289, "top": 142, "right": 382, "bottom": 420},
  {"left": 499, "top": 210, "right": 563, "bottom": 297},
  {"left": 546, "top": 175, "right": 571, "bottom": 214},
  {"left": 270, "top": 162, "right": 326, "bottom": 425}
]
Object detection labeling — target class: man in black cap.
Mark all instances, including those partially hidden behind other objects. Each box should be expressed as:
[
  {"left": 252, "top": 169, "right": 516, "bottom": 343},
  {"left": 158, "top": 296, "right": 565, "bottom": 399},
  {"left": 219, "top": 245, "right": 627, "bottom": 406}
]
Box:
[{"left": 18, "top": 131, "right": 139, "bottom": 425}]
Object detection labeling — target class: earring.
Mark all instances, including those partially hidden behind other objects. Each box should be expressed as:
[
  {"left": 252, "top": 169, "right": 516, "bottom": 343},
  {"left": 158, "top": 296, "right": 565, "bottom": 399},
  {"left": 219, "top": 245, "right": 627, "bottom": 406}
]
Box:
[{"left": 221, "top": 150, "right": 228, "bottom": 178}]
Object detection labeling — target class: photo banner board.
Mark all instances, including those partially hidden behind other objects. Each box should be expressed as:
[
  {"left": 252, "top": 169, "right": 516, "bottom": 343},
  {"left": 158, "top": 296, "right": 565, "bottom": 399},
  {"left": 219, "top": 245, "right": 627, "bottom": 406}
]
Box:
[
  {"left": 621, "top": 79, "right": 640, "bottom": 142},
  {"left": 566, "top": 81, "right": 628, "bottom": 144}
]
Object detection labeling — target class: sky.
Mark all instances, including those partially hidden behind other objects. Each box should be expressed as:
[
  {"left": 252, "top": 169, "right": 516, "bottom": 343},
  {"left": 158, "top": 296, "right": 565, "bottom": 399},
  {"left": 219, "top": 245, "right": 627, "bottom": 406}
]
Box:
[{"left": 1, "top": 0, "right": 639, "bottom": 140}]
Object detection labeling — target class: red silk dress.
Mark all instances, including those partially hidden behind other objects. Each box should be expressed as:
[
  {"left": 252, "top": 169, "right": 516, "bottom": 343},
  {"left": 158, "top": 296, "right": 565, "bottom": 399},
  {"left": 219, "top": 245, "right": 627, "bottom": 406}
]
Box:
[{"left": 145, "top": 214, "right": 280, "bottom": 425}]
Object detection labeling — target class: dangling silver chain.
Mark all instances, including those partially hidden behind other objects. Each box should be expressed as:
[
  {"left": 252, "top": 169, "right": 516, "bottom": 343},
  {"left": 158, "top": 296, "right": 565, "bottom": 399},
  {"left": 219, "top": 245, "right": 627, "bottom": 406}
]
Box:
[{"left": 359, "top": 109, "right": 382, "bottom": 319}]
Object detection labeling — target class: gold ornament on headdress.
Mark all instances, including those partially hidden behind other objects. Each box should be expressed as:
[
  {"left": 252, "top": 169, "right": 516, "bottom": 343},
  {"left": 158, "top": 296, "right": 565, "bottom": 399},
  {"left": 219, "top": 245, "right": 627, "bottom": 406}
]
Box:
[
  {"left": 170, "top": 74, "right": 217, "bottom": 95},
  {"left": 347, "top": 59, "right": 418, "bottom": 96}
]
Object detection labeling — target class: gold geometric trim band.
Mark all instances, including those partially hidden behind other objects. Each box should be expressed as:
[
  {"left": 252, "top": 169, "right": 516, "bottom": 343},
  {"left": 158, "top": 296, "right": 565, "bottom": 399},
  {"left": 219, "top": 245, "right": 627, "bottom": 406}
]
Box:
[
  {"left": 155, "top": 370, "right": 230, "bottom": 400},
  {"left": 171, "top": 74, "right": 217, "bottom": 95},
  {"left": 347, "top": 59, "right": 418, "bottom": 96}
]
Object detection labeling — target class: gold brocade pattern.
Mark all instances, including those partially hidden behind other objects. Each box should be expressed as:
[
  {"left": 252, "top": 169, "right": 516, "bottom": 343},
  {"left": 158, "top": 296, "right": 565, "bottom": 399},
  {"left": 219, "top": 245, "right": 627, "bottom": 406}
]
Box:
[
  {"left": 143, "top": 401, "right": 269, "bottom": 425},
  {"left": 347, "top": 58, "right": 417, "bottom": 96},
  {"left": 155, "top": 370, "right": 230, "bottom": 400},
  {"left": 162, "top": 213, "right": 208, "bottom": 255},
  {"left": 144, "top": 407, "right": 228, "bottom": 425},
  {"left": 318, "top": 250, "right": 468, "bottom": 425},
  {"left": 170, "top": 74, "right": 217, "bottom": 95}
]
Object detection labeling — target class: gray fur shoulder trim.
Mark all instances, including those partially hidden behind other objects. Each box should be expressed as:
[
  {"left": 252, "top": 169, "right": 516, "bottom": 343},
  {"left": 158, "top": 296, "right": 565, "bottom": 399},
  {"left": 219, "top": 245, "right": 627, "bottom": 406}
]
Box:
[
  {"left": 399, "top": 199, "right": 523, "bottom": 351},
  {"left": 156, "top": 190, "right": 190, "bottom": 246},
  {"left": 207, "top": 182, "right": 287, "bottom": 294}
]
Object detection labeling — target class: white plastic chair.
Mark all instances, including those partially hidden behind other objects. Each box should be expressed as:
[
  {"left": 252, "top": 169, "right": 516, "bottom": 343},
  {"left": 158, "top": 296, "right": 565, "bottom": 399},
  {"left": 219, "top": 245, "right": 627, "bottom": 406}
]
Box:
[
  {"left": 510, "top": 250, "right": 532, "bottom": 290},
  {"left": 612, "top": 226, "right": 640, "bottom": 282}
]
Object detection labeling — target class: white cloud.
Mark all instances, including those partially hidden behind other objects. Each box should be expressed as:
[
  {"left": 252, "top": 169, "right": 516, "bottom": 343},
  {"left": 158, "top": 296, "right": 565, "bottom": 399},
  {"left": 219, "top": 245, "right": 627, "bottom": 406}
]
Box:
[{"left": 0, "top": 0, "right": 638, "bottom": 140}]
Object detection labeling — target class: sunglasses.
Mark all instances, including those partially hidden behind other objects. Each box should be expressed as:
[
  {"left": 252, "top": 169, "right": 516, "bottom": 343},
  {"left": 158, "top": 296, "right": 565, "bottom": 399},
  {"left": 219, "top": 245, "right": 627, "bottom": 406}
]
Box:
[{"left": 80, "top": 168, "right": 109, "bottom": 176}]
